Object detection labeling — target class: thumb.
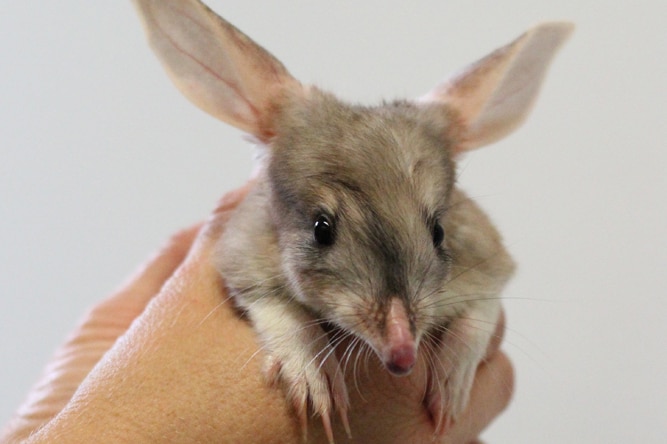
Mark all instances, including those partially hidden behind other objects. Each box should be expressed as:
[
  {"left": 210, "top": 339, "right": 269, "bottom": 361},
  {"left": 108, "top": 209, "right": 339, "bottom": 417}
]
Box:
[{"left": 0, "top": 225, "right": 200, "bottom": 442}]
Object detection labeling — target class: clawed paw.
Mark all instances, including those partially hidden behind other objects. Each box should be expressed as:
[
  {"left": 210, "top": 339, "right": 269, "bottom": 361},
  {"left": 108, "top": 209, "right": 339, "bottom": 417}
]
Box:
[
  {"left": 264, "top": 349, "right": 350, "bottom": 443},
  {"left": 425, "top": 355, "right": 479, "bottom": 437}
]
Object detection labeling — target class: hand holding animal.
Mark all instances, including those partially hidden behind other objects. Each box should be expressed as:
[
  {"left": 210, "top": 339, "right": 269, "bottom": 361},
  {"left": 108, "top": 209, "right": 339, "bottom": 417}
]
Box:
[{"left": 133, "top": 1, "right": 572, "bottom": 441}]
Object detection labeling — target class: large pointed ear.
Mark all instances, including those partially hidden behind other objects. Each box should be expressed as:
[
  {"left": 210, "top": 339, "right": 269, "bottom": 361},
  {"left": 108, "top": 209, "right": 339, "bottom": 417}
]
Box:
[
  {"left": 132, "top": 0, "right": 302, "bottom": 141},
  {"left": 419, "top": 22, "right": 574, "bottom": 153}
]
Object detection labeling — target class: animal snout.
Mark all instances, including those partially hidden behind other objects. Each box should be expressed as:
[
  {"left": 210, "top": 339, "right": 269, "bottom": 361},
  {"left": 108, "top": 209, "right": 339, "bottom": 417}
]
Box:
[
  {"left": 384, "top": 297, "right": 417, "bottom": 376},
  {"left": 386, "top": 343, "right": 416, "bottom": 375}
]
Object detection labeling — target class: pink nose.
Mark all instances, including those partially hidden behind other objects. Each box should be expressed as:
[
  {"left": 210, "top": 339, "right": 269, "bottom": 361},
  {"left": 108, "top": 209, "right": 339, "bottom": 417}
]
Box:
[
  {"left": 386, "top": 343, "right": 416, "bottom": 376},
  {"left": 384, "top": 298, "right": 416, "bottom": 376}
]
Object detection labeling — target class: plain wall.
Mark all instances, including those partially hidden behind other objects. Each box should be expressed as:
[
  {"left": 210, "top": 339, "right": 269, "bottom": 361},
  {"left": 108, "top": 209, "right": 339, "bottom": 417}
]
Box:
[{"left": 2, "top": 1, "right": 666, "bottom": 442}]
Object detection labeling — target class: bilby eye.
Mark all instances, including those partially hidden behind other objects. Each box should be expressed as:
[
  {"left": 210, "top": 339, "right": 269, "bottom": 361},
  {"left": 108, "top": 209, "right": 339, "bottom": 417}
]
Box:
[
  {"left": 314, "top": 214, "right": 335, "bottom": 246},
  {"left": 432, "top": 222, "right": 444, "bottom": 248}
]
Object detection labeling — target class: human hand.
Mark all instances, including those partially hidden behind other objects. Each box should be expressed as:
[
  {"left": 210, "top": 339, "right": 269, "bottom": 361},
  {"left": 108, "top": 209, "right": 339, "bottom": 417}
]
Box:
[{"left": 1, "top": 184, "right": 513, "bottom": 444}]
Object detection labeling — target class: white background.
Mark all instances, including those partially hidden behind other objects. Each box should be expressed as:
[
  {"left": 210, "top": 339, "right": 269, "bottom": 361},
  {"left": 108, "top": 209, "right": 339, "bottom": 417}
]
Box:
[{"left": 2, "top": 1, "right": 666, "bottom": 442}]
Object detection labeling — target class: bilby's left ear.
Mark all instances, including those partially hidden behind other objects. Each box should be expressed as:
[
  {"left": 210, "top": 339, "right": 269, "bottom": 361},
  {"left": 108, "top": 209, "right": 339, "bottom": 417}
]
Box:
[{"left": 418, "top": 22, "right": 574, "bottom": 153}]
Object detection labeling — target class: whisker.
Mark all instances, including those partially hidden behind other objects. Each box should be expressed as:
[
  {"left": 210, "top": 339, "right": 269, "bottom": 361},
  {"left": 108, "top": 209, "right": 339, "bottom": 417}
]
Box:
[
  {"left": 417, "top": 292, "right": 554, "bottom": 317},
  {"left": 459, "top": 316, "right": 554, "bottom": 371},
  {"left": 351, "top": 339, "right": 366, "bottom": 401},
  {"left": 303, "top": 330, "right": 338, "bottom": 372},
  {"left": 446, "top": 249, "right": 506, "bottom": 284},
  {"left": 345, "top": 338, "right": 370, "bottom": 403},
  {"left": 411, "top": 256, "right": 436, "bottom": 306},
  {"left": 231, "top": 273, "right": 285, "bottom": 295},
  {"left": 196, "top": 294, "right": 234, "bottom": 327},
  {"left": 241, "top": 344, "right": 267, "bottom": 370},
  {"left": 339, "top": 334, "right": 358, "bottom": 377}
]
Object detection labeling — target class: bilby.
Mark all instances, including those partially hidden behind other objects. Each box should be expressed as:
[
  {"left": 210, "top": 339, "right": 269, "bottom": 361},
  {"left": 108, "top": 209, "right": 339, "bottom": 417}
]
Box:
[{"left": 132, "top": 1, "right": 572, "bottom": 441}]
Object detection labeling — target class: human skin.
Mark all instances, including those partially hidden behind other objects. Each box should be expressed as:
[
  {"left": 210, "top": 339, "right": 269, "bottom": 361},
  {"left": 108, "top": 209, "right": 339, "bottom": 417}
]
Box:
[{"left": 0, "top": 185, "right": 513, "bottom": 444}]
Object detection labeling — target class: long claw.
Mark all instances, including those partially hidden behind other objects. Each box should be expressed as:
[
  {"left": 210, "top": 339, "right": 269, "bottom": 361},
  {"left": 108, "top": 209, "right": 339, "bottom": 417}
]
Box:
[
  {"left": 443, "top": 414, "right": 454, "bottom": 435},
  {"left": 321, "top": 410, "right": 335, "bottom": 444},
  {"left": 427, "top": 393, "right": 444, "bottom": 436},
  {"left": 293, "top": 396, "right": 308, "bottom": 443},
  {"left": 264, "top": 341, "right": 349, "bottom": 443},
  {"left": 264, "top": 354, "right": 282, "bottom": 386},
  {"left": 339, "top": 407, "right": 352, "bottom": 439}
]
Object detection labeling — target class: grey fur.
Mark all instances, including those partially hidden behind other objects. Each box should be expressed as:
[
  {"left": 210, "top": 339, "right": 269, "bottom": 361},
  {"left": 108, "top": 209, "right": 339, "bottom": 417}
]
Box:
[
  {"left": 218, "top": 89, "right": 513, "bottom": 332},
  {"left": 216, "top": 89, "right": 515, "bottom": 423}
]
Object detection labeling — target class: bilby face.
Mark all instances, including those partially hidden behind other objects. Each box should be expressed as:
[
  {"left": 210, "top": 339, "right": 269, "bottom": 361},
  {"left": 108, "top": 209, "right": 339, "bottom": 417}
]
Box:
[{"left": 268, "top": 91, "right": 461, "bottom": 374}]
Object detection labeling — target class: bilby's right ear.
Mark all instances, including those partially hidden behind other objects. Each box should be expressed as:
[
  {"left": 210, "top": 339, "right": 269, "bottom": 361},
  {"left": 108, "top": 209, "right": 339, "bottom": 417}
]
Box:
[{"left": 133, "top": 0, "right": 302, "bottom": 141}]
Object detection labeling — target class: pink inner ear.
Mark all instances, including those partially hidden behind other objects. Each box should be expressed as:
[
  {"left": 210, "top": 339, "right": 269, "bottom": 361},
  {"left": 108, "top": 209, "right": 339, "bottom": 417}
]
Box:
[
  {"left": 135, "top": 0, "right": 302, "bottom": 141},
  {"left": 416, "top": 22, "right": 574, "bottom": 152}
]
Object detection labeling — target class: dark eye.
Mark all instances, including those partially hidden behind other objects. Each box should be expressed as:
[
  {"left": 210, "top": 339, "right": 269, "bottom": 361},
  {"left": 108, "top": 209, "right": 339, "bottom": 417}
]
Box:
[
  {"left": 314, "top": 214, "right": 335, "bottom": 246},
  {"left": 432, "top": 222, "right": 444, "bottom": 248}
]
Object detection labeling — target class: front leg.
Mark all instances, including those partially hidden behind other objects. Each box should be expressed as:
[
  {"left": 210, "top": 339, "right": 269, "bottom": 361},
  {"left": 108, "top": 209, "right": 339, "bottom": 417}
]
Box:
[
  {"left": 245, "top": 296, "right": 350, "bottom": 443},
  {"left": 426, "top": 300, "right": 501, "bottom": 436}
]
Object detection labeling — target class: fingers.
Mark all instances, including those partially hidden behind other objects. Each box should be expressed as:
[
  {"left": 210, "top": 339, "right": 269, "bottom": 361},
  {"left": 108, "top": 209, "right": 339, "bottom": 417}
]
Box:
[
  {"left": 65, "top": 222, "right": 203, "bottom": 372},
  {"left": 0, "top": 224, "right": 202, "bottom": 442},
  {"left": 77, "top": 222, "right": 202, "bottom": 350},
  {"left": 212, "top": 181, "right": 255, "bottom": 217},
  {"left": 100, "top": 223, "right": 202, "bottom": 313},
  {"left": 164, "top": 182, "right": 253, "bottom": 294},
  {"left": 443, "top": 309, "right": 509, "bottom": 443},
  {"left": 1, "top": 184, "right": 253, "bottom": 443},
  {"left": 196, "top": 181, "right": 253, "bottom": 248},
  {"left": 443, "top": 351, "right": 514, "bottom": 444}
]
